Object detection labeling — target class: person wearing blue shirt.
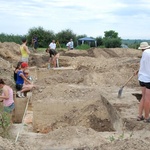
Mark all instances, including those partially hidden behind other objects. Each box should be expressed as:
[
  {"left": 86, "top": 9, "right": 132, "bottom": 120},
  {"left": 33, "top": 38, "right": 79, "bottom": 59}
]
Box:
[{"left": 32, "top": 35, "right": 38, "bottom": 52}]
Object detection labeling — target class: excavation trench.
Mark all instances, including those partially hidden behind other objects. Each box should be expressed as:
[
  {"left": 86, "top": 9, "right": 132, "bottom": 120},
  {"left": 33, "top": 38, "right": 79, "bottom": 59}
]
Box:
[{"left": 13, "top": 67, "right": 123, "bottom": 135}]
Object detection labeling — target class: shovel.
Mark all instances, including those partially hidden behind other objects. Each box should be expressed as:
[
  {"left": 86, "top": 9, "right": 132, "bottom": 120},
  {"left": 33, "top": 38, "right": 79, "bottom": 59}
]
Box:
[{"left": 118, "top": 73, "right": 135, "bottom": 98}]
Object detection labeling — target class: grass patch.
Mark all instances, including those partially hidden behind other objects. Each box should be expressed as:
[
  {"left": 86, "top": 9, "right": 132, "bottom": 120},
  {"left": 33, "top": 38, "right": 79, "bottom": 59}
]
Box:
[
  {"left": 37, "top": 48, "right": 46, "bottom": 52},
  {"left": 76, "top": 44, "right": 90, "bottom": 50}
]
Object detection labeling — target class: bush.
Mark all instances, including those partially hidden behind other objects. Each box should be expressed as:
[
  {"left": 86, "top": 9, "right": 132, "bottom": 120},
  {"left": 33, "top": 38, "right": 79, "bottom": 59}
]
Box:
[
  {"left": 76, "top": 44, "right": 90, "bottom": 50},
  {"left": 0, "top": 108, "right": 11, "bottom": 137}
]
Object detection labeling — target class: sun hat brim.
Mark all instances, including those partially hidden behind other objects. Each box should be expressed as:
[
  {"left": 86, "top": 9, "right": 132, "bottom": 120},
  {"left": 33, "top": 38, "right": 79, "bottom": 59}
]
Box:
[
  {"left": 138, "top": 46, "right": 150, "bottom": 49},
  {"left": 138, "top": 42, "right": 150, "bottom": 50}
]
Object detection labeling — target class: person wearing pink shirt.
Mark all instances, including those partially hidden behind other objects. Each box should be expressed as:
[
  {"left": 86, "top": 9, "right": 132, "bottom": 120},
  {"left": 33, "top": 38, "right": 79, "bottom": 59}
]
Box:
[{"left": 0, "top": 79, "right": 15, "bottom": 113}]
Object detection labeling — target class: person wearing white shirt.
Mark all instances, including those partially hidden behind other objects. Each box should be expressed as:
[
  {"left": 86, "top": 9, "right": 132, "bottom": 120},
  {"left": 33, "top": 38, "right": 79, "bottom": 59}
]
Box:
[
  {"left": 47, "top": 40, "right": 59, "bottom": 68},
  {"left": 137, "top": 42, "right": 150, "bottom": 123},
  {"left": 49, "top": 40, "right": 56, "bottom": 50},
  {"left": 66, "top": 39, "right": 74, "bottom": 50},
  {"left": 69, "top": 39, "right": 74, "bottom": 50}
]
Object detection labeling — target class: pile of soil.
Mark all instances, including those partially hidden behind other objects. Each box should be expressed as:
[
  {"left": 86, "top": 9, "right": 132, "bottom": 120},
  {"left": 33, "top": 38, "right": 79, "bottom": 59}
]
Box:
[{"left": 0, "top": 136, "right": 31, "bottom": 150}]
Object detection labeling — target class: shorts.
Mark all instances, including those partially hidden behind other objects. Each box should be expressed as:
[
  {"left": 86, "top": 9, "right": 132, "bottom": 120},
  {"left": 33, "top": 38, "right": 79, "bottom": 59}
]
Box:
[
  {"left": 139, "top": 81, "right": 150, "bottom": 89},
  {"left": 4, "top": 103, "right": 15, "bottom": 113},
  {"left": 16, "top": 84, "right": 23, "bottom": 90},
  {"left": 21, "top": 57, "right": 28, "bottom": 63}
]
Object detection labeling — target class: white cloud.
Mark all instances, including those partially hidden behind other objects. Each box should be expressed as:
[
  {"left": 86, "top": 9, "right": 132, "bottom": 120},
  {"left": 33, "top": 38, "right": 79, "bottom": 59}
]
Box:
[{"left": 0, "top": 0, "right": 150, "bottom": 39}]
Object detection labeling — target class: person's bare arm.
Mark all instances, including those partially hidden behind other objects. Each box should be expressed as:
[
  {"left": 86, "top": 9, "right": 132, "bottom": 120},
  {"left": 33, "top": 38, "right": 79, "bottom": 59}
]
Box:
[
  {"left": 0, "top": 87, "right": 9, "bottom": 101},
  {"left": 23, "top": 45, "right": 30, "bottom": 54},
  {"left": 20, "top": 74, "right": 32, "bottom": 84},
  {"left": 134, "top": 70, "right": 139, "bottom": 75},
  {"left": 19, "top": 48, "right": 21, "bottom": 55}
]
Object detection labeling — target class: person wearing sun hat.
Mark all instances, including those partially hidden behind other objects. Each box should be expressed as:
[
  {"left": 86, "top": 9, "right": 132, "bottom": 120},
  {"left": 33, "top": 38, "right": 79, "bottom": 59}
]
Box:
[
  {"left": 16, "top": 62, "right": 32, "bottom": 98},
  {"left": 138, "top": 41, "right": 150, "bottom": 51},
  {"left": 137, "top": 42, "right": 150, "bottom": 123}
]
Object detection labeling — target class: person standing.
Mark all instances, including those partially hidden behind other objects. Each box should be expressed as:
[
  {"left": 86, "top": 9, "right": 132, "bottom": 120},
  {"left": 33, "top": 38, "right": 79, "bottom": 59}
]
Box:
[
  {"left": 137, "top": 42, "right": 150, "bottom": 122},
  {"left": 69, "top": 39, "right": 74, "bottom": 50},
  {"left": 32, "top": 35, "right": 38, "bottom": 52},
  {"left": 20, "top": 37, "right": 30, "bottom": 63},
  {"left": 0, "top": 79, "right": 15, "bottom": 114},
  {"left": 66, "top": 39, "right": 74, "bottom": 50}
]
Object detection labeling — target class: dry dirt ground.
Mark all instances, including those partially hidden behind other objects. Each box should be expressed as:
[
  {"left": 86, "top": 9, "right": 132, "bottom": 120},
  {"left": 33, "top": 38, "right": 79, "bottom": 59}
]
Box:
[{"left": 0, "top": 42, "right": 150, "bottom": 150}]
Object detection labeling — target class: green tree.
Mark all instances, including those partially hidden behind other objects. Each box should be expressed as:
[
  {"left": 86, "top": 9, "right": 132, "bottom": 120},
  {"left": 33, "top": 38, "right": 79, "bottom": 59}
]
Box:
[
  {"left": 0, "top": 33, "right": 23, "bottom": 44},
  {"left": 56, "top": 29, "right": 76, "bottom": 48},
  {"left": 103, "top": 30, "right": 122, "bottom": 48},
  {"left": 96, "top": 36, "right": 103, "bottom": 47},
  {"left": 26, "top": 26, "right": 55, "bottom": 48},
  {"left": 128, "top": 41, "right": 140, "bottom": 49}
]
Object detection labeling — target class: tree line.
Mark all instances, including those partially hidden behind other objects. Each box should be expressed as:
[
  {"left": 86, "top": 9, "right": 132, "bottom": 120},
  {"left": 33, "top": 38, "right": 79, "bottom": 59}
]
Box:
[{"left": 0, "top": 26, "right": 143, "bottom": 49}]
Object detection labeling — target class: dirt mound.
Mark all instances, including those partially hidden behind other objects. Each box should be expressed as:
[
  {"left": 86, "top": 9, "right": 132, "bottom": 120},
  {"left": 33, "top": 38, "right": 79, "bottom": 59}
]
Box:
[
  {"left": 45, "top": 126, "right": 106, "bottom": 148},
  {"left": 74, "top": 139, "right": 150, "bottom": 150},
  {"left": 51, "top": 98, "right": 122, "bottom": 132},
  {"left": 0, "top": 58, "right": 15, "bottom": 90},
  {"left": 99, "top": 138, "right": 150, "bottom": 150},
  {"left": 0, "top": 42, "right": 20, "bottom": 63},
  {"left": 93, "top": 48, "right": 119, "bottom": 58},
  {"left": 0, "top": 136, "right": 31, "bottom": 150}
]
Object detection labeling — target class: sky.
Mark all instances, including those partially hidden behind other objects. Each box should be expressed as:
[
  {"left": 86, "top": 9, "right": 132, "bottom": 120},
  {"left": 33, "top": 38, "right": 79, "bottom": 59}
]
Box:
[{"left": 0, "top": 0, "right": 150, "bottom": 39}]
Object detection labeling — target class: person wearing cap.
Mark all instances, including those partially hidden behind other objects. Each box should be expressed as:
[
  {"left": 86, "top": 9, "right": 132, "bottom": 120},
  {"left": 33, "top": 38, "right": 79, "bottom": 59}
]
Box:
[
  {"left": 16, "top": 62, "right": 32, "bottom": 98},
  {"left": 20, "top": 37, "right": 30, "bottom": 63},
  {"left": 137, "top": 42, "right": 150, "bottom": 123}
]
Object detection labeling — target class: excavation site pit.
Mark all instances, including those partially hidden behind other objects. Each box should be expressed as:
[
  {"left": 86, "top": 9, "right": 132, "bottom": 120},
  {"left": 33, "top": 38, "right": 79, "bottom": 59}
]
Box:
[
  {"left": 14, "top": 67, "right": 123, "bottom": 133},
  {"left": 1, "top": 43, "right": 150, "bottom": 150}
]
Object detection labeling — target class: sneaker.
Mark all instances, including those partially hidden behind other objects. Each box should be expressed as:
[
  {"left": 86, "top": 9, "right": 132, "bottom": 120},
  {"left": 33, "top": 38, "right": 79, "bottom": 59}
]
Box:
[
  {"left": 21, "top": 93, "right": 25, "bottom": 98},
  {"left": 17, "top": 91, "right": 22, "bottom": 98}
]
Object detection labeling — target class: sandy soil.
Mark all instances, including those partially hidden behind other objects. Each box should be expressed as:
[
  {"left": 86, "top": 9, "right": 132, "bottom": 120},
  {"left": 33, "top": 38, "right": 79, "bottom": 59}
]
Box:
[{"left": 0, "top": 42, "right": 149, "bottom": 150}]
